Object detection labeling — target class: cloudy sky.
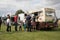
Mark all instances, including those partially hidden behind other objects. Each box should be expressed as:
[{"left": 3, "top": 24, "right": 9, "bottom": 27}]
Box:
[{"left": 0, "top": 0, "right": 60, "bottom": 18}]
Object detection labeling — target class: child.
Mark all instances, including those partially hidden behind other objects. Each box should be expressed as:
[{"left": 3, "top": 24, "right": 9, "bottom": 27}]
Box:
[
  {"left": 23, "top": 18, "right": 27, "bottom": 31},
  {"left": 31, "top": 16, "right": 36, "bottom": 31}
]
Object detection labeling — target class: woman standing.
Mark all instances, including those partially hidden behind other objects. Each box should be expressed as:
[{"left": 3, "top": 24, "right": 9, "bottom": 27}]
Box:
[{"left": 6, "top": 15, "right": 11, "bottom": 32}]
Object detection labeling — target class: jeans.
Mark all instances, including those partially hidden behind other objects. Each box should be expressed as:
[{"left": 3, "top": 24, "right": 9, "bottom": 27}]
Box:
[
  {"left": 7, "top": 23, "right": 11, "bottom": 32},
  {"left": 24, "top": 24, "right": 26, "bottom": 31},
  {"left": 27, "top": 23, "right": 32, "bottom": 32},
  {"left": 15, "top": 22, "right": 18, "bottom": 31}
]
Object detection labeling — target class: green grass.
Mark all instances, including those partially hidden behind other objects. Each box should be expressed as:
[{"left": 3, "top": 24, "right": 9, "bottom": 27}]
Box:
[{"left": 0, "top": 24, "right": 60, "bottom": 40}]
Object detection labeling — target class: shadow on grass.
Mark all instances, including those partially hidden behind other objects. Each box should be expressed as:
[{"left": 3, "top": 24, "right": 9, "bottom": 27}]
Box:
[
  {"left": 0, "top": 31, "right": 22, "bottom": 34},
  {"left": 0, "top": 28, "right": 60, "bottom": 34},
  {"left": 40, "top": 28, "right": 60, "bottom": 32}
]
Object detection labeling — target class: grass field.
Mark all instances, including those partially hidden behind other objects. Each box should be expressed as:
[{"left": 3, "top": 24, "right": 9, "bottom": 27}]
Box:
[{"left": 0, "top": 24, "right": 60, "bottom": 40}]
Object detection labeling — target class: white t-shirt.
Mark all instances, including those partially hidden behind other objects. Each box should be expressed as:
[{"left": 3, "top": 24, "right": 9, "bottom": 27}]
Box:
[{"left": 7, "top": 18, "right": 11, "bottom": 26}]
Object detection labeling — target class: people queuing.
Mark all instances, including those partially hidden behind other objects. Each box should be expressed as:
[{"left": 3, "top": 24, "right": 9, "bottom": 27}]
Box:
[{"left": 0, "top": 14, "right": 37, "bottom": 32}]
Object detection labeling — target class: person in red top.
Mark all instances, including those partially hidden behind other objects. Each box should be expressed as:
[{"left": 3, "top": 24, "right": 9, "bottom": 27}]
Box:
[
  {"left": 14, "top": 16, "right": 18, "bottom": 22},
  {"left": 14, "top": 15, "right": 18, "bottom": 31}
]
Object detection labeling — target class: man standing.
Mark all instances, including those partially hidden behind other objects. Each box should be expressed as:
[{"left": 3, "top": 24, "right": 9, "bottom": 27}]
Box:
[
  {"left": 14, "top": 15, "right": 18, "bottom": 31},
  {"left": 26, "top": 15, "right": 32, "bottom": 32}
]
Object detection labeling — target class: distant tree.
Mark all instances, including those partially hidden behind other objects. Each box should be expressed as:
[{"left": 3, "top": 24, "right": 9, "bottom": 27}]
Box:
[{"left": 15, "top": 9, "right": 24, "bottom": 15}]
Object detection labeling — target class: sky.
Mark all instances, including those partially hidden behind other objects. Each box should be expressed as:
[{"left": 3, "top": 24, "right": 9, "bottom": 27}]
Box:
[{"left": 0, "top": 0, "right": 60, "bottom": 18}]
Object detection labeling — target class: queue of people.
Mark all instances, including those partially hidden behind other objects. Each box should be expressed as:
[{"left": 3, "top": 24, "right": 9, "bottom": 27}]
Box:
[{"left": 0, "top": 14, "right": 37, "bottom": 32}]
